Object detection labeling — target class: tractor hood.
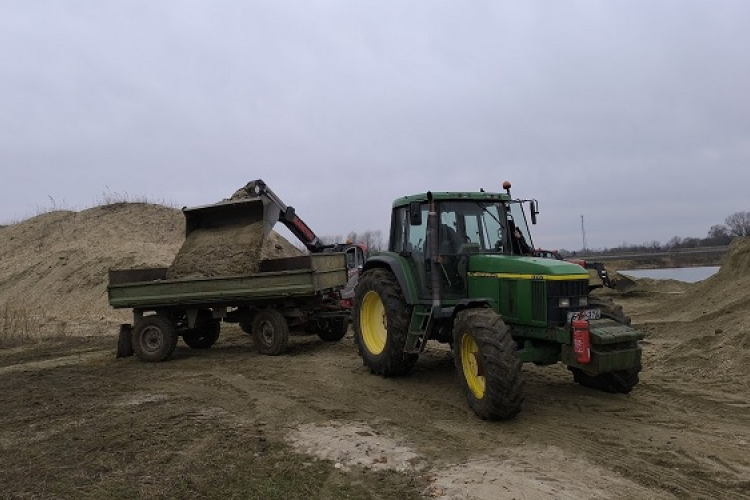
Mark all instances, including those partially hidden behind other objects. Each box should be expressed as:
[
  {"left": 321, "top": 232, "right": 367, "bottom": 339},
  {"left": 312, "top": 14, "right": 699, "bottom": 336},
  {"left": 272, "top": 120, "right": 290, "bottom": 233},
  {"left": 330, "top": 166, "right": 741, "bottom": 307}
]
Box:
[{"left": 469, "top": 255, "right": 589, "bottom": 279}]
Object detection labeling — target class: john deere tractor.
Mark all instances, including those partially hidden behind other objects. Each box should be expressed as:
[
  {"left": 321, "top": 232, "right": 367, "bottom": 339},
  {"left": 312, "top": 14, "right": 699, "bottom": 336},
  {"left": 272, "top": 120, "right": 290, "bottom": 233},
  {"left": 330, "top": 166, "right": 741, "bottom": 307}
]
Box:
[{"left": 352, "top": 182, "right": 643, "bottom": 420}]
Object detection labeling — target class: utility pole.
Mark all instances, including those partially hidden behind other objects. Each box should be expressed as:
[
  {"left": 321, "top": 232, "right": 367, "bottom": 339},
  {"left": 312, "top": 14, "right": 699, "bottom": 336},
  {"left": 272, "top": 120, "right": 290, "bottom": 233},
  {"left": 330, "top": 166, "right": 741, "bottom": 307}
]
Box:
[{"left": 581, "top": 215, "right": 587, "bottom": 251}]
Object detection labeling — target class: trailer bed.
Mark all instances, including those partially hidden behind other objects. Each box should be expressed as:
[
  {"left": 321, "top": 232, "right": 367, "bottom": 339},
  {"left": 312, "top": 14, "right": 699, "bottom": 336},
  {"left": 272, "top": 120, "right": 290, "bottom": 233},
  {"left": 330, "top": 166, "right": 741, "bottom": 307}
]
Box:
[{"left": 108, "top": 253, "right": 347, "bottom": 310}]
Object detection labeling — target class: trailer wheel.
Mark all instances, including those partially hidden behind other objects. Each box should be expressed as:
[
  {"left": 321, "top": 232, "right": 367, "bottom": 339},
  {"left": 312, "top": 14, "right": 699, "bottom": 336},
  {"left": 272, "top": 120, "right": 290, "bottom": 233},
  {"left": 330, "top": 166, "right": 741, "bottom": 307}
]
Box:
[
  {"left": 353, "top": 268, "right": 417, "bottom": 376},
  {"left": 251, "top": 309, "right": 289, "bottom": 356},
  {"left": 569, "top": 366, "right": 640, "bottom": 394},
  {"left": 132, "top": 315, "right": 178, "bottom": 362},
  {"left": 183, "top": 321, "right": 221, "bottom": 349},
  {"left": 310, "top": 317, "right": 349, "bottom": 342},
  {"left": 453, "top": 308, "right": 524, "bottom": 420}
]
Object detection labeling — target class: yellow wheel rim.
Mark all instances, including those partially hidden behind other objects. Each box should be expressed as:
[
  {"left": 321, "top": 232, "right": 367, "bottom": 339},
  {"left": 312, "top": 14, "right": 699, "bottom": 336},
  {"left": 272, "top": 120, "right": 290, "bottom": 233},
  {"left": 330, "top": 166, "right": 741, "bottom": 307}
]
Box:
[
  {"left": 360, "top": 290, "right": 387, "bottom": 355},
  {"left": 460, "top": 333, "right": 485, "bottom": 399}
]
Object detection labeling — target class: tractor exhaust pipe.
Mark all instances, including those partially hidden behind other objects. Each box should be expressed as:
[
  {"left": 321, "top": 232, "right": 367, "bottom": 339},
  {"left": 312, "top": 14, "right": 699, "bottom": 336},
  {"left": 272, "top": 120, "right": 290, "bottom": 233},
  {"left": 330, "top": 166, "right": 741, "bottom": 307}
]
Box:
[{"left": 427, "top": 192, "right": 441, "bottom": 309}]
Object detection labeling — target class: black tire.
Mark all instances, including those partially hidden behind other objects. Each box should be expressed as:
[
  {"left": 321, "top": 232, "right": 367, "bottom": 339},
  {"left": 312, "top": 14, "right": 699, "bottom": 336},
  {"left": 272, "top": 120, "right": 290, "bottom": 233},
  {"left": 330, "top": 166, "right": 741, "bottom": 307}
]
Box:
[
  {"left": 311, "top": 317, "right": 349, "bottom": 342},
  {"left": 116, "top": 324, "right": 134, "bottom": 358},
  {"left": 182, "top": 321, "right": 220, "bottom": 349},
  {"left": 453, "top": 308, "right": 524, "bottom": 420},
  {"left": 589, "top": 296, "right": 631, "bottom": 326},
  {"left": 251, "top": 308, "right": 289, "bottom": 356},
  {"left": 570, "top": 366, "right": 640, "bottom": 394},
  {"left": 239, "top": 321, "right": 253, "bottom": 335},
  {"left": 352, "top": 268, "right": 417, "bottom": 376},
  {"left": 131, "top": 315, "right": 178, "bottom": 362}
]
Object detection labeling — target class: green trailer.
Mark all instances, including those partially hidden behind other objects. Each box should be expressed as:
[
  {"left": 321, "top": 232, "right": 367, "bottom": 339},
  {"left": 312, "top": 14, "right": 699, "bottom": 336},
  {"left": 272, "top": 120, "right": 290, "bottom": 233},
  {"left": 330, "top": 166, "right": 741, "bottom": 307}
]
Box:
[
  {"left": 109, "top": 253, "right": 349, "bottom": 362},
  {"left": 109, "top": 192, "right": 351, "bottom": 362}
]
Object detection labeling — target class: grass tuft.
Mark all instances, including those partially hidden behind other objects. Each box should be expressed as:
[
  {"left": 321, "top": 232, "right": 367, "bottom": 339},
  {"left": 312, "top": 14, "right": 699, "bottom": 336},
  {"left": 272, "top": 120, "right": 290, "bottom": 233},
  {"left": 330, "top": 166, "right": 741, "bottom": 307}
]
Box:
[{"left": 0, "top": 303, "right": 42, "bottom": 347}]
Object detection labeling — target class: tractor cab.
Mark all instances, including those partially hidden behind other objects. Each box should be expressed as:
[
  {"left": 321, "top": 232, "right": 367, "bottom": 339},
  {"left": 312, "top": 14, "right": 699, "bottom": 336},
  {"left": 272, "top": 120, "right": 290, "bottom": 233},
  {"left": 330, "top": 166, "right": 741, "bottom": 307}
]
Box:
[{"left": 390, "top": 190, "right": 538, "bottom": 299}]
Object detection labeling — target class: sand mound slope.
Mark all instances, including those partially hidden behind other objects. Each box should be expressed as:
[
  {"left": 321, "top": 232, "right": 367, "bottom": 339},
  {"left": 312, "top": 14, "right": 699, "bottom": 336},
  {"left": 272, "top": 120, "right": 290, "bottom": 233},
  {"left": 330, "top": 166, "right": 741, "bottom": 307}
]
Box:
[
  {"left": 0, "top": 203, "right": 302, "bottom": 326},
  {"left": 0, "top": 204, "right": 183, "bottom": 323},
  {"left": 625, "top": 238, "right": 750, "bottom": 390},
  {"left": 645, "top": 237, "right": 750, "bottom": 322}
]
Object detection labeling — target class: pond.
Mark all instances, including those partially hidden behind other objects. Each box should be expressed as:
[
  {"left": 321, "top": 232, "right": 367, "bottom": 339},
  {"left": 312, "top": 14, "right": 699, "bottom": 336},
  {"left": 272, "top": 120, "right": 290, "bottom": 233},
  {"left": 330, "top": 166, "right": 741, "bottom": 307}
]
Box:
[{"left": 617, "top": 266, "right": 720, "bottom": 283}]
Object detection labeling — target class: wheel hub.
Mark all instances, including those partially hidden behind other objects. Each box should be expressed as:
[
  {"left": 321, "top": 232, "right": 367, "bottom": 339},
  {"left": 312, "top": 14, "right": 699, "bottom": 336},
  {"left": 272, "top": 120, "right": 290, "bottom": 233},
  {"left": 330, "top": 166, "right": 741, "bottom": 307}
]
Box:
[{"left": 142, "top": 326, "right": 163, "bottom": 352}]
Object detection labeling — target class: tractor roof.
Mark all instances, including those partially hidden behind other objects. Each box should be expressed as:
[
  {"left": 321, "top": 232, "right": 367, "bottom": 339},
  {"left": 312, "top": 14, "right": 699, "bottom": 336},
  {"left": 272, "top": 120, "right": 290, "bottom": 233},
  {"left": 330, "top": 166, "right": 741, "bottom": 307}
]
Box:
[{"left": 392, "top": 191, "right": 511, "bottom": 208}]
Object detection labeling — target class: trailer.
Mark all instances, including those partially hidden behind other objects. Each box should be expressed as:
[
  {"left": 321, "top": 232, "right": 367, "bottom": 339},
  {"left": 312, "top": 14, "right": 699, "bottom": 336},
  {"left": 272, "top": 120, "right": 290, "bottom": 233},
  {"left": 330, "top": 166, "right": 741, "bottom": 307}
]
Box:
[
  {"left": 109, "top": 188, "right": 351, "bottom": 362},
  {"left": 110, "top": 253, "right": 349, "bottom": 361}
]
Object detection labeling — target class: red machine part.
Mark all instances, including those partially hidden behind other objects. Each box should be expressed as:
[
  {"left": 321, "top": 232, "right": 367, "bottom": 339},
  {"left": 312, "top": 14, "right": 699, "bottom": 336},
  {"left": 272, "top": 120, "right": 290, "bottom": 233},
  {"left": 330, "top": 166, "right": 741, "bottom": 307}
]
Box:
[{"left": 572, "top": 319, "right": 591, "bottom": 364}]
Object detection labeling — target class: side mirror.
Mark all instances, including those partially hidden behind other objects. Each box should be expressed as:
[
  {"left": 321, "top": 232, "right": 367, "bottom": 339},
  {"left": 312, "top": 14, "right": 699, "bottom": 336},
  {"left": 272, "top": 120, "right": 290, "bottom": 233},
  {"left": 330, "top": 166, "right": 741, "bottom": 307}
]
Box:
[
  {"left": 409, "top": 202, "right": 423, "bottom": 225},
  {"left": 530, "top": 200, "right": 539, "bottom": 225}
]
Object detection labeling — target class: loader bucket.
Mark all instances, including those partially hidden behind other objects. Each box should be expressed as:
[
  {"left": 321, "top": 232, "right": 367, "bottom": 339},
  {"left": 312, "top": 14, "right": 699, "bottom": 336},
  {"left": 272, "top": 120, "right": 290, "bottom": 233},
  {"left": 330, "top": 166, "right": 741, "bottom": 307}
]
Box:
[
  {"left": 182, "top": 197, "right": 280, "bottom": 239},
  {"left": 613, "top": 272, "right": 638, "bottom": 293}
]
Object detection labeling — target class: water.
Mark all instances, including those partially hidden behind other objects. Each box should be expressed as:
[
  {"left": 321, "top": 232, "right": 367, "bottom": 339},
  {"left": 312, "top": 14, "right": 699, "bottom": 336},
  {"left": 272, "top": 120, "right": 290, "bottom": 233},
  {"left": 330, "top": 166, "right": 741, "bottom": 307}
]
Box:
[{"left": 618, "top": 266, "right": 720, "bottom": 283}]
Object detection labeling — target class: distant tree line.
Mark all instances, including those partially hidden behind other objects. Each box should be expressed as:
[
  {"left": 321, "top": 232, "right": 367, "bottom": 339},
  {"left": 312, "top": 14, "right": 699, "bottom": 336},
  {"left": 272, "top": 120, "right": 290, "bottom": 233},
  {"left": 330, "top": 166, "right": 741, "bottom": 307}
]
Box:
[
  {"left": 568, "top": 211, "right": 750, "bottom": 256},
  {"left": 316, "top": 229, "right": 385, "bottom": 252}
]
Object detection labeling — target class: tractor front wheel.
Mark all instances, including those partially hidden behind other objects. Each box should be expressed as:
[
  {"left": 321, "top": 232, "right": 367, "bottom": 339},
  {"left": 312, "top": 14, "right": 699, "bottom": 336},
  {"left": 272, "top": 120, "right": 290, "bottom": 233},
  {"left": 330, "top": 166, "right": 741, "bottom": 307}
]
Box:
[
  {"left": 353, "top": 268, "right": 417, "bottom": 376},
  {"left": 589, "top": 296, "right": 631, "bottom": 325},
  {"left": 453, "top": 308, "right": 524, "bottom": 420},
  {"left": 569, "top": 366, "right": 640, "bottom": 394}
]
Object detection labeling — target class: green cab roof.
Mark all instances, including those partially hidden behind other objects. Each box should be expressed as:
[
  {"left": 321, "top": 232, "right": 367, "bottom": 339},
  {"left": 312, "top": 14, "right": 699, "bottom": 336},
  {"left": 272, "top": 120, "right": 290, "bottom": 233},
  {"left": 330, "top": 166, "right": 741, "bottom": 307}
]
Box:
[{"left": 393, "top": 191, "right": 511, "bottom": 208}]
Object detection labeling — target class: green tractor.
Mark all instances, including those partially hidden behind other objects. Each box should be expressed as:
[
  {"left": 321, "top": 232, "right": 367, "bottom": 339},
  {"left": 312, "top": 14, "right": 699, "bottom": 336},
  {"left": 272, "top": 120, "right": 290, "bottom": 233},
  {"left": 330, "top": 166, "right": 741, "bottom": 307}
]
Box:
[{"left": 352, "top": 182, "right": 643, "bottom": 420}]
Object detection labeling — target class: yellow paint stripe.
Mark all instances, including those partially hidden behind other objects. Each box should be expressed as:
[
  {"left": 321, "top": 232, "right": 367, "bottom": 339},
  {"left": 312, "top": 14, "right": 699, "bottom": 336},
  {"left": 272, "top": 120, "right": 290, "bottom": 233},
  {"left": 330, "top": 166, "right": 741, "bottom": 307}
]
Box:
[{"left": 468, "top": 272, "right": 589, "bottom": 281}]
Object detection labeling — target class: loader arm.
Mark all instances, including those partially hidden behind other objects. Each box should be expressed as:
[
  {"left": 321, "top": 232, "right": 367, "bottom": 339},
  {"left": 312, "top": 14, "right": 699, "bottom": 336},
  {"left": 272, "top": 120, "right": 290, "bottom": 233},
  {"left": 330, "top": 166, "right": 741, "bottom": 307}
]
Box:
[{"left": 236, "top": 179, "right": 328, "bottom": 253}]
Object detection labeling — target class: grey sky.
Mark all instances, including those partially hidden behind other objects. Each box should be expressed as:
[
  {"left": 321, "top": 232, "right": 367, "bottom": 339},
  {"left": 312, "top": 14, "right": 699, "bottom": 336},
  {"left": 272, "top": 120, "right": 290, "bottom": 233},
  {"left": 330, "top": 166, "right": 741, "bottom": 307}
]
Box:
[{"left": 1, "top": 1, "right": 748, "bottom": 250}]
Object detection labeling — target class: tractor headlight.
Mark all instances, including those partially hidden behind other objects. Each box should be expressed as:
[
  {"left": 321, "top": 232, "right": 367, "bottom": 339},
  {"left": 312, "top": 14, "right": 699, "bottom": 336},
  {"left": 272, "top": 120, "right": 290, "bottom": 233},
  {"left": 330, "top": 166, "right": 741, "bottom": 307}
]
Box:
[
  {"left": 558, "top": 298, "right": 570, "bottom": 308},
  {"left": 579, "top": 296, "right": 588, "bottom": 307}
]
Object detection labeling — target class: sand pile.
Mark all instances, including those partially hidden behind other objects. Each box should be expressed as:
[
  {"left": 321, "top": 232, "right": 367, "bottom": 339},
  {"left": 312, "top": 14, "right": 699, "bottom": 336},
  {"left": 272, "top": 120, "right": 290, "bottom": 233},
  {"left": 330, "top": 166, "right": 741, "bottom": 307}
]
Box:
[
  {"left": 0, "top": 204, "right": 184, "bottom": 327},
  {"left": 628, "top": 237, "right": 750, "bottom": 389},
  {"left": 647, "top": 237, "right": 750, "bottom": 322}
]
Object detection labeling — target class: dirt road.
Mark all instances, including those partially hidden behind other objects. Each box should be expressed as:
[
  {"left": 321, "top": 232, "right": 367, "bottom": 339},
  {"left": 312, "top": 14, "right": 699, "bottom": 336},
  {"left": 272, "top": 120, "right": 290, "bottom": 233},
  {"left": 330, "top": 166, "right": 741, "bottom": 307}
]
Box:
[
  {"left": 1, "top": 207, "right": 749, "bottom": 498},
  {"left": 1, "top": 322, "right": 748, "bottom": 499}
]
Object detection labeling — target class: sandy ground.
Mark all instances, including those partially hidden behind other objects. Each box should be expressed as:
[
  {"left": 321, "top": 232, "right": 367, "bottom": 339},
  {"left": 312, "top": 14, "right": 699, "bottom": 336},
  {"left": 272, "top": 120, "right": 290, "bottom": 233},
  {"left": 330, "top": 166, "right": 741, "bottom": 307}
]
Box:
[{"left": 0, "top": 205, "right": 749, "bottom": 499}]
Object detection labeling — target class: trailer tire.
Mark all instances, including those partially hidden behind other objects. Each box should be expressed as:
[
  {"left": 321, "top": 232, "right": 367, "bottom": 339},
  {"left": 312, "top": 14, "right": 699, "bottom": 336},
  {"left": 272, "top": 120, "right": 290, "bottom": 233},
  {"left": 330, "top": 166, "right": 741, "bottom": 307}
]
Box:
[
  {"left": 132, "top": 315, "right": 178, "bottom": 362},
  {"left": 310, "top": 317, "right": 349, "bottom": 342},
  {"left": 183, "top": 321, "right": 221, "bottom": 349},
  {"left": 453, "top": 308, "right": 524, "bottom": 420},
  {"left": 353, "top": 268, "right": 417, "bottom": 377},
  {"left": 251, "top": 309, "right": 289, "bottom": 356},
  {"left": 570, "top": 366, "right": 640, "bottom": 394}
]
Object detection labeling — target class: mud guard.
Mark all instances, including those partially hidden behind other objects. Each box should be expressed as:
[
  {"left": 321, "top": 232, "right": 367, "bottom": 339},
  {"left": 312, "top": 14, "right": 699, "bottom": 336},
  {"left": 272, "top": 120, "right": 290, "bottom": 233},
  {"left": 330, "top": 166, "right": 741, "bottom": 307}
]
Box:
[{"left": 116, "top": 324, "right": 134, "bottom": 358}]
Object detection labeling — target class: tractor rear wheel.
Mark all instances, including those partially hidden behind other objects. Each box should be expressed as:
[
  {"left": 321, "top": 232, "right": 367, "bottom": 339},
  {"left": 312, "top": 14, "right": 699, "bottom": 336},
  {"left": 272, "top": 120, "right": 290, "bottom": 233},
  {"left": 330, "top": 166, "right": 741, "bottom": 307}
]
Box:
[
  {"left": 570, "top": 366, "right": 640, "bottom": 394},
  {"left": 132, "top": 314, "right": 178, "bottom": 362},
  {"left": 251, "top": 308, "right": 289, "bottom": 356},
  {"left": 453, "top": 308, "right": 524, "bottom": 420},
  {"left": 353, "top": 268, "right": 417, "bottom": 376}
]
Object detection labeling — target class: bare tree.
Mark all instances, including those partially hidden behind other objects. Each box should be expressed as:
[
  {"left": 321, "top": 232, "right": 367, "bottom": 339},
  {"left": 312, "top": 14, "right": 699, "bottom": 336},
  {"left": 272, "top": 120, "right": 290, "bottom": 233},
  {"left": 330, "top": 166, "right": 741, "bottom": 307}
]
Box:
[
  {"left": 347, "top": 229, "right": 384, "bottom": 251},
  {"left": 706, "top": 224, "right": 732, "bottom": 245},
  {"left": 361, "top": 230, "right": 384, "bottom": 251},
  {"left": 318, "top": 234, "right": 343, "bottom": 246},
  {"left": 724, "top": 212, "right": 750, "bottom": 237}
]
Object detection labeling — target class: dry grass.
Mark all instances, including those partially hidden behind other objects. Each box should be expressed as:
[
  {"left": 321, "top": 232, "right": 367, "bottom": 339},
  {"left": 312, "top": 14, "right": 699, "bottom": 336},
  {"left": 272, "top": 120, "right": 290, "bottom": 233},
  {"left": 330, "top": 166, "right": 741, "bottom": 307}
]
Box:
[
  {"left": 94, "top": 188, "right": 177, "bottom": 208},
  {"left": 0, "top": 303, "right": 43, "bottom": 347}
]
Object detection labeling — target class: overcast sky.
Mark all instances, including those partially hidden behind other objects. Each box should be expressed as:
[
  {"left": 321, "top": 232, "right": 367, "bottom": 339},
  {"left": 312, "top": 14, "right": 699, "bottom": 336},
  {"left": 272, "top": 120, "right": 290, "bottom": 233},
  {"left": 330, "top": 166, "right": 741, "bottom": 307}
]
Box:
[{"left": 1, "top": 1, "right": 748, "bottom": 250}]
